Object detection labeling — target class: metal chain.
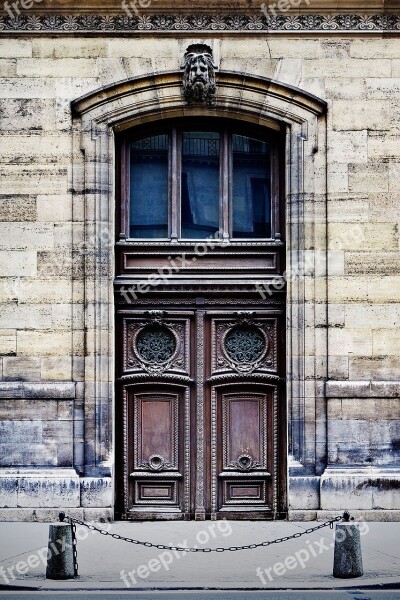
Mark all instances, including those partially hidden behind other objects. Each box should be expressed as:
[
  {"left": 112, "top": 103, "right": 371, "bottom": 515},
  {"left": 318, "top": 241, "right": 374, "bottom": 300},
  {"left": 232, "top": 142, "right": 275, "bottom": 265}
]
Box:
[
  {"left": 63, "top": 514, "right": 343, "bottom": 554},
  {"left": 70, "top": 521, "right": 79, "bottom": 576}
]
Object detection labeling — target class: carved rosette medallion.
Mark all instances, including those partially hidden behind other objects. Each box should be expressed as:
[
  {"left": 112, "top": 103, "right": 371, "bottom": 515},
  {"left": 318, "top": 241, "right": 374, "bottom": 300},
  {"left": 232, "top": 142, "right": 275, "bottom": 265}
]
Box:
[
  {"left": 211, "top": 314, "right": 278, "bottom": 377},
  {"left": 136, "top": 325, "right": 177, "bottom": 365},
  {"left": 124, "top": 314, "right": 189, "bottom": 376},
  {"left": 182, "top": 43, "right": 217, "bottom": 105}
]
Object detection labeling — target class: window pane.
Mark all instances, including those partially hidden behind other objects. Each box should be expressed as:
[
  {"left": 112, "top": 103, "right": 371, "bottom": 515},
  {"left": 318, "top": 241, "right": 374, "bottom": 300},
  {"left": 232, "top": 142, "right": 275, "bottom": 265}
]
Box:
[
  {"left": 130, "top": 134, "right": 169, "bottom": 239},
  {"left": 181, "top": 132, "right": 220, "bottom": 239},
  {"left": 232, "top": 134, "right": 271, "bottom": 239}
]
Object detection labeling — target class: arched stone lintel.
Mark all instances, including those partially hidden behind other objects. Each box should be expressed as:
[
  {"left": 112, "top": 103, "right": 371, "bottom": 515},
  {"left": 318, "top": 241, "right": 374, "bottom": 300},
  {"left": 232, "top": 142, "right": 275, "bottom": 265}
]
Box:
[{"left": 72, "top": 70, "right": 327, "bottom": 128}]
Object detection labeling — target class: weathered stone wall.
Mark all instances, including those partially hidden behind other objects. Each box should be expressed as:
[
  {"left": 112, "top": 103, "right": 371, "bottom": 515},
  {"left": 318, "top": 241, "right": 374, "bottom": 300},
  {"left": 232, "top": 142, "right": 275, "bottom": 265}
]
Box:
[{"left": 0, "top": 33, "right": 399, "bottom": 519}]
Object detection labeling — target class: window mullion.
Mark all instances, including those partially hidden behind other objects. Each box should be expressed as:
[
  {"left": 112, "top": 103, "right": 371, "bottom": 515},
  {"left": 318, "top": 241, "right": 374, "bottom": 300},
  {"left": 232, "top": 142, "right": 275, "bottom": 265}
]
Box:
[
  {"left": 170, "top": 127, "right": 180, "bottom": 242},
  {"left": 221, "top": 130, "right": 230, "bottom": 241}
]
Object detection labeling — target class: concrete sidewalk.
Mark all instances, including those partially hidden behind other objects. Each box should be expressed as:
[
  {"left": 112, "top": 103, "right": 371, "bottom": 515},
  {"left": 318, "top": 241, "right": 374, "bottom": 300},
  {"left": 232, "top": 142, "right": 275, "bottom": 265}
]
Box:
[{"left": 0, "top": 520, "right": 399, "bottom": 591}]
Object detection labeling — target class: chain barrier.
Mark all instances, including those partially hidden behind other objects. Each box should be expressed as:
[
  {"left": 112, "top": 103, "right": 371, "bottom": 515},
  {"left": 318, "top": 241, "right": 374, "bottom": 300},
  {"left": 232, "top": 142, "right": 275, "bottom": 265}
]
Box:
[
  {"left": 70, "top": 521, "right": 79, "bottom": 577},
  {"left": 60, "top": 512, "right": 346, "bottom": 555}
]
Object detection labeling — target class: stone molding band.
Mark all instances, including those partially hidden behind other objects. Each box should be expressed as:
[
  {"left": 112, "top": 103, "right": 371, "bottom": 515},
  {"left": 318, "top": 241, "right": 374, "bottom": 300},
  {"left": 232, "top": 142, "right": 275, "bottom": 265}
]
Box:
[
  {"left": 0, "top": 14, "right": 399, "bottom": 33},
  {"left": 326, "top": 380, "right": 400, "bottom": 398},
  {"left": 0, "top": 382, "right": 76, "bottom": 399}
]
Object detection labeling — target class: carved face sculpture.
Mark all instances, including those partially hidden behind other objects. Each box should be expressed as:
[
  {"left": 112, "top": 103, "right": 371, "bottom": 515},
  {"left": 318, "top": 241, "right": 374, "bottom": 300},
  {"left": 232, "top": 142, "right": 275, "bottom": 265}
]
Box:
[{"left": 182, "top": 45, "right": 217, "bottom": 104}]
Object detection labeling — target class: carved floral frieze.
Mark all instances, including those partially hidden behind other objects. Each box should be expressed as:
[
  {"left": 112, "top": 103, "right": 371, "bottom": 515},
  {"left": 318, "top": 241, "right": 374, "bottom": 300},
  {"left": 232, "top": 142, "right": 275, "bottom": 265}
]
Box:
[{"left": 0, "top": 13, "right": 398, "bottom": 32}]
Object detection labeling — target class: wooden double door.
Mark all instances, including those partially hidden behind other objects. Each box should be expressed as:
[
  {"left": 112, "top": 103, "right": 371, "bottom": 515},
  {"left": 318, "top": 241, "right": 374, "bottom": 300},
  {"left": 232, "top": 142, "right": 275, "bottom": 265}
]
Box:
[{"left": 117, "top": 309, "right": 286, "bottom": 520}]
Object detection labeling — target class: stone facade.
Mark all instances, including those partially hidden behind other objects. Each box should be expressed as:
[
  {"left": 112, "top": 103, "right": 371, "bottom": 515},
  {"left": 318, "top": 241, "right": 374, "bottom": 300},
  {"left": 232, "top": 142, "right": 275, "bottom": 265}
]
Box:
[{"left": 0, "top": 0, "right": 399, "bottom": 520}]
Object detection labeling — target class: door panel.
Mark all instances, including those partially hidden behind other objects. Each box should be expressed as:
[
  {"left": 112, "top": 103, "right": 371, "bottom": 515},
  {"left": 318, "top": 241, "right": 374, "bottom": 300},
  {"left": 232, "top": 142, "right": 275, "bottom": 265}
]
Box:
[
  {"left": 126, "top": 386, "right": 190, "bottom": 517},
  {"left": 117, "top": 309, "right": 285, "bottom": 520},
  {"left": 211, "top": 388, "right": 276, "bottom": 517}
]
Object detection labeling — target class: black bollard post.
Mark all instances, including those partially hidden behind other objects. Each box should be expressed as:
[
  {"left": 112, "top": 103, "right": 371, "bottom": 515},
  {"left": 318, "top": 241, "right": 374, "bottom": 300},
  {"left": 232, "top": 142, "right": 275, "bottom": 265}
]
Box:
[
  {"left": 333, "top": 512, "right": 364, "bottom": 579},
  {"left": 46, "top": 513, "right": 76, "bottom": 580}
]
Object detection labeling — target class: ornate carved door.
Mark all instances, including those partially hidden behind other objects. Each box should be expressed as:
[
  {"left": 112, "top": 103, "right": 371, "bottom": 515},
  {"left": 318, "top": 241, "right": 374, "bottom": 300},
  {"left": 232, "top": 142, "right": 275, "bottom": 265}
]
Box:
[
  {"left": 115, "top": 116, "right": 287, "bottom": 519},
  {"left": 116, "top": 309, "right": 286, "bottom": 520}
]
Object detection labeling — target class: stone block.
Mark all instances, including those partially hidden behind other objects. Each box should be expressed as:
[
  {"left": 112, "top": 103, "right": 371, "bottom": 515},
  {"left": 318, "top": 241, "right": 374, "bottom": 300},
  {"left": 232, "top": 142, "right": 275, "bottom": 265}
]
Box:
[
  {"left": 82, "top": 508, "right": 113, "bottom": 523},
  {"left": 350, "top": 40, "right": 400, "bottom": 59},
  {"left": 0, "top": 78, "right": 56, "bottom": 99},
  {"left": 0, "top": 305, "right": 52, "bottom": 330},
  {"left": 389, "top": 60, "right": 400, "bottom": 78},
  {"left": 349, "top": 356, "right": 400, "bottom": 381},
  {"left": 328, "top": 356, "right": 349, "bottom": 380},
  {"left": 0, "top": 382, "right": 75, "bottom": 399},
  {"left": 40, "top": 357, "right": 73, "bottom": 381},
  {"left": 16, "top": 58, "right": 98, "bottom": 78},
  {"left": 325, "top": 78, "right": 366, "bottom": 100},
  {"left": 0, "top": 59, "right": 16, "bottom": 77},
  {"left": 321, "top": 40, "right": 350, "bottom": 59},
  {"left": 331, "top": 223, "right": 398, "bottom": 251},
  {"left": 349, "top": 163, "right": 389, "bottom": 193},
  {"left": 368, "top": 134, "right": 400, "bottom": 159},
  {"left": 367, "top": 78, "right": 400, "bottom": 99},
  {"left": 0, "top": 40, "right": 31, "bottom": 58},
  {"left": 33, "top": 38, "right": 108, "bottom": 59},
  {"left": 321, "top": 470, "right": 373, "bottom": 510},
  {"left": 80, "top": 478, "right": 113, "bottom": 508},
  {"left": 345, "top": 253, "right": 400, "bottom": 276},
  {"left": 304, "top": 59, "right": 391, "bottom": 79},
  {"left": 0, "top": 99, "right": 55, "bottom": 131},
  {"left": 17, "top": 331, "right": 72, "bottom": 358},
  {"left": 373, "top": 329, "right": 400, "bottom": 356},
  {"left": 108, "top": 37, "right": 179, "bottom": 58},
  {"left": 328, "top": 198, "right": 369, "bottom": 223},
  {"left": 0, "top": 166, "right": 68, "bottom": 196},
  {"left": 0, "top": 507, "right": 84, "bottom": 522},
  {"left": 274, "top": 58, "right": 302, "bottom": 87},
  {"left": 332, "top": 100, "right": 390, "bottom": 131},
  {"left": 3, "top": 357, "right": 41, "bottom": 381},
  {"left": 344, "top": 304, "right": 400, "bottom": 329},
  {"left": 18, "top": 279, "right": 74, "bottom": 304},
  {"left": 328, "top": 328, "right": 372, "bottom": 356},
  {"left": 0, "top": 474, "right": 17, "bottom": 507},
  {"left": 0, "top": 196, "right": 36, "bottom": 222},
  {"left": 372, "top": 478, "right": 400, "bottom": 509},
  {"left": 36, "top": 195, "right": 72, "bottom": 222},
  {"left": 288, "top": 477, "right": 320, "bottom": 510},
  {"left": 326, "top": 276, "right": 368, "bottom": 303},
  {"left": 0, "top": 251, "right": 37, "bottom": 277},
  {"left": 17, "top": 469, "right": 80, "bottom": 508},
  {"left": 327, "top": 164, "right": 349, "bottom": 193},
  {"left": 369, "top": 193, "right": 400, "bottom": 222},
  {"left": 0, "top": 399, "right": 58, "bottom": 421},
  {"left": 367, "top": 276, "right": 400, "bottom": 302},
  {"left": 329, "top": 131, "right": 367, "bottom": 164},
  {"left": 0, "top": 330, "right": 16, "bottom": 356},
  {"left": 389, "top": 162, "right": 400, "bottom": 192},
  {"left": 0, "top": 134, "right": 73, "bottom": 164}
]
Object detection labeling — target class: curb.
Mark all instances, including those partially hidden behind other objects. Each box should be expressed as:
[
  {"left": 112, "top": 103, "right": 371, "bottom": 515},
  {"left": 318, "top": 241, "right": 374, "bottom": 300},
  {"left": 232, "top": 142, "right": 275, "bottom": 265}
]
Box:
[{"left": 1, "top": 582, "right": 400, "bottom": 592}]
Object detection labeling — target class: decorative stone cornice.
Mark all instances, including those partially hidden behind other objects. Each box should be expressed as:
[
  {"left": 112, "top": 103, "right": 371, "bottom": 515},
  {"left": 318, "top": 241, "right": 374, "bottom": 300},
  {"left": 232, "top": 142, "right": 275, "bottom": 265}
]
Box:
[{"left": 0, "top": 13, "right": 399, "bottom": 33}]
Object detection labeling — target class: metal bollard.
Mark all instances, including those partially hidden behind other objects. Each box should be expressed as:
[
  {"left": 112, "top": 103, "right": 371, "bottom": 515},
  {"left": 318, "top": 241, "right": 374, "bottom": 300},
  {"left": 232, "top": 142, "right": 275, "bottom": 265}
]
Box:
[
  {"left": 46, "top": 513, "right": 76, "bottom": 580},
  {"left": 333, "top": 512, "right": 364, "bottom": 579}
]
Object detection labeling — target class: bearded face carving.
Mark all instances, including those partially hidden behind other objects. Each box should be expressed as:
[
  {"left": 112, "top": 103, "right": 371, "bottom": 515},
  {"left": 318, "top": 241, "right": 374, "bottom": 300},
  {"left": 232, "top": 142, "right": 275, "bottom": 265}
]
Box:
[{"left": 182, "top": 44, "right": 217, "bottom": 105}]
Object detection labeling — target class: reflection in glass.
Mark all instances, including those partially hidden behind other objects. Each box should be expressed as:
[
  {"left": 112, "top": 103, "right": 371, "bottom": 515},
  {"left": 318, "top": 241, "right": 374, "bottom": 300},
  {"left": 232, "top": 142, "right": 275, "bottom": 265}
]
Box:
[
  {"left": 232, "top": 134, "right": 271, "bottom": 239},
  {"left": 181, "top": 132, "right": 220, "bottom": 239},
  {"left": 130, "top": 135, "right": 169, "bottom": 239}
]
